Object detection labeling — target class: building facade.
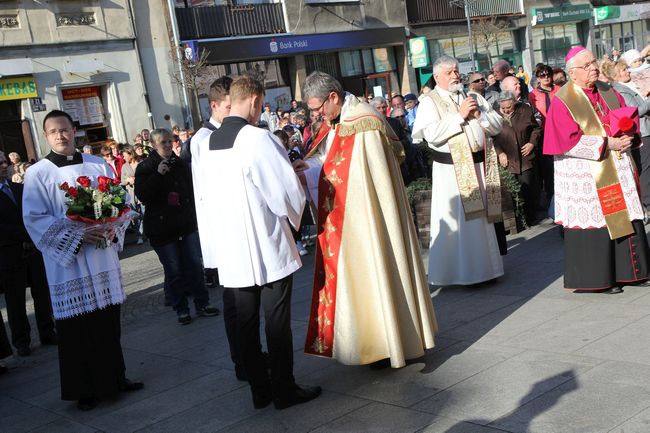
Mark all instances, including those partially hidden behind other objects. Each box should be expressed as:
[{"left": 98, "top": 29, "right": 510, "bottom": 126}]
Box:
[{"left": 0, "top": 0, "right": 185, "bottom": 159}]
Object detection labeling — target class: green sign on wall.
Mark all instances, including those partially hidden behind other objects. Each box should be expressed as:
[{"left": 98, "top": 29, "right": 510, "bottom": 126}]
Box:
[
  {"left": 409, "top": 37, "right": 430, "bottom": 68},
  {"left": 532, "top": 4, "right": 593, "bottom": 26}
]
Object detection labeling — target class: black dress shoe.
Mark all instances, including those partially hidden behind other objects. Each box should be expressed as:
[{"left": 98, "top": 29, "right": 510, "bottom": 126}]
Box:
[
  {"left": 119, "top": 378, "right": 144, "bottom": 392},
  {"left": 604, "top": 287, "right": 624, "bottom": 294},
  {"left": 273, "top": 384, "right": 322, "bottom": 410},
  {"left": 16, "top": 346, "right": 31, "bottom": 357},
  {"left": 235, "top": 365, "right": 248, "bottom": 382},
  {"left": 77, "top": 397, "right": 97, "bottom": 411},
  {"left": 252, "top": 390, "right": 272, "bottom": 409}
]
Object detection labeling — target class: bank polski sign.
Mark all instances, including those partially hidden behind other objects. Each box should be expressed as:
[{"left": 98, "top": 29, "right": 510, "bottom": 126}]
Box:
[{"left": 268, "top": 37, "right": 309, "bottom": 55}]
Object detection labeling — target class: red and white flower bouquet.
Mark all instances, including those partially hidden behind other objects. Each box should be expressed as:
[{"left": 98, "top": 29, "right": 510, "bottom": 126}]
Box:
[{"left": 59, "top": 175, "right": 135, "bottom": 248}]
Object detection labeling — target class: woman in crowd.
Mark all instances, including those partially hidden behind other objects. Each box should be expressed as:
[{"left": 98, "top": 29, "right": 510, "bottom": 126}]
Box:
[
  {"left": 134, "top": 128, "right": 219, "bottom": 324},
  {"left": 494, "top": 91, "right": 542, "bottom": 226},
  {"left": 604, "top": 59, "right": 650, "bottom": 215},
  {"left": 100, "top": 145, "right": 123, "bottom": 178},
  {"left": 121, "top": 145, "right": 144, "bottom": 245}
]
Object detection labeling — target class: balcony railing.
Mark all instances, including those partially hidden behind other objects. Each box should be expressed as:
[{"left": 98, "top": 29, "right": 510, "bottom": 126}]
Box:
[
  {"left": 175, "top": 4, "right": 286, "bottom": 40},
  {"left": 406, "top": 0, "right": 523, "bottom": 25}
]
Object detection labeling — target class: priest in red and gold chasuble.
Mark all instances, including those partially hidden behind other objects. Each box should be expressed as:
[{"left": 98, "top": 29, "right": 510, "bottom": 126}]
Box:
[
  {"left": 299, "top": 72, "right": 437, "bottom": 368},
  {"left": 543, "top": 47, "right": 650, "bottom": 293}
]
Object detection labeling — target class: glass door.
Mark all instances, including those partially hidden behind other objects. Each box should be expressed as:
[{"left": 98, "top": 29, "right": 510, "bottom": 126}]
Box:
[{"left": 364, "top": 73, "right": 391, "bottom": 100}]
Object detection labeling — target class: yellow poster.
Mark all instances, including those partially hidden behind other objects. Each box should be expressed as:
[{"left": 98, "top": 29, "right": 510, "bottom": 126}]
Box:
[{"left": 0, "top": 76, "right": 37, "bottom": 101}]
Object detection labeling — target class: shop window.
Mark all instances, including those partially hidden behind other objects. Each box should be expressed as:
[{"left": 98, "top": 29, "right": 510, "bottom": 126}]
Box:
[
  {"left": 305, "top": 52, "right": 338, "bottom": 77},
  {"left": 362, "top": 49, "right": 375, "bottom": 74},
  {"left": 339, "top": 51, "right": 363, "bottom": 77},
  {"left": 61, "top": 86, "right": 110, "bottom": 151}
]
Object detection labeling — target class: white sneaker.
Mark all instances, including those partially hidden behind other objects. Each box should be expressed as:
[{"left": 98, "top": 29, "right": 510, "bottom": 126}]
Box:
[{"left": 296, "top": 241, "right": 309, "bottom": 256}]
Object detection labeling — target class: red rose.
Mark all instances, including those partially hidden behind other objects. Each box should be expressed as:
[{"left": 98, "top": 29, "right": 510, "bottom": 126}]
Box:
[
  {"left": 98, "top": 183, "right": 108, "bottom": 193},
  {"left": 112, "top": 177, "right": 120, "bottom": 186},
  {"left": 76, "top": 176, "right": 91, "bottom": 188},
  {"left": 619, "top": 117, "right": 634, "bottom": 134},
  {"left": 68, "top": 187, "right": 78, "bottom": 198},
  {"left": 59, "top": 182, "right": 70, "bottom": 191},
  {"left": 97, "top": 176, "right": 110, "bottom": 186}
]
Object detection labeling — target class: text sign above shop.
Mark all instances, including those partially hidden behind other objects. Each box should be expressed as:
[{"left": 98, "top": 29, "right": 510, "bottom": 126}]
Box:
[
  {"left": 532, "top": 4, "right": 593, "bottom": 26},
  {"left": 409, "top": 37, "right": 430, "bottom": 68},
  {"left": 0, "top": 75, "right": 37, "bottom": 101},
  {"left": 594, "top": 5, "right": 650, "bottom": 25},
  {"left": 201, "top": 28, "right": 405, "bottom": 64}
]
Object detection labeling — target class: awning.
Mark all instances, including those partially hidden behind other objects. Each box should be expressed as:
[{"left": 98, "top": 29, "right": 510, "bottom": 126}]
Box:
[{"left": 0, "top": 59, "right": 34, "bottom": 77}]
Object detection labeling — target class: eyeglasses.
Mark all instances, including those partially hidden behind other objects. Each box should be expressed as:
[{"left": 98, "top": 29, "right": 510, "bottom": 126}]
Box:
[
  {"left": 571, "top": 60, "right": 598, "bottom": 71},
  {"left": 310, "top": 95, "right": 330, "bottom": 114},
  {"left": 471, "top": 78, "right": 486, "bottom": 84},
  {"left": 537, "top": 73, "right": 550, "bottom": 78}
]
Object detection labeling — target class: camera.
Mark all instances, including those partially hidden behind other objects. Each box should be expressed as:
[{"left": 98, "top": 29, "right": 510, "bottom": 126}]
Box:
[{"left": 288, "top": 149, "right": 302, "bottom": 163}]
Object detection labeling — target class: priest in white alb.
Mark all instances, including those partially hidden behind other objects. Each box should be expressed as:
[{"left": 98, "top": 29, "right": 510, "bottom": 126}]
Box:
[
  {"left": 22, "top": 110, "right": 142, "bottom": 411},
  {"left": 197, "top": 76, "right": 321, "bottom": 410},
  {"left": 412, "top": 55, "right": 504, "bottom": 286}
]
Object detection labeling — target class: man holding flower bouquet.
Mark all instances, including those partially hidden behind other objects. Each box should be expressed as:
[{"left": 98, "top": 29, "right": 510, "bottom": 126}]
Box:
[{"left": 22, "top": 110, "right": 143, "bottom": 411}]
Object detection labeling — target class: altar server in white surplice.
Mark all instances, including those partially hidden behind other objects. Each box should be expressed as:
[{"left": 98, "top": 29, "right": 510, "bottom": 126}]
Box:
[
  {"left": 22, "top": 110, "right": 143, "bottom": 411},
  {"left": 412, "top": 56, "right": 504, "bottom": 286},
  {"left": 197, "top": 76, "right": 321, "bottom": 410}
]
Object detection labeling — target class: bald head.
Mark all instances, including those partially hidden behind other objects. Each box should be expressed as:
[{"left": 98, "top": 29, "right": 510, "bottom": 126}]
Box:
[{"left": 501, "top": 76, "right": 521, "bottom": 99}]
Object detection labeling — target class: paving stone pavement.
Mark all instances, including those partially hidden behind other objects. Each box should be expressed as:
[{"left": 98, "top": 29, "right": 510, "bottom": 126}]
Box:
[{"left": 3, "top": 219, "right": 650, "bottom": 432}]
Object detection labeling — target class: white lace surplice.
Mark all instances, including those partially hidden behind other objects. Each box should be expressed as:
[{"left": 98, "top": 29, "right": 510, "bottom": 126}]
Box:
[
  {"left": 554, "top": 135, "right": 644, "bottom": 228},
  {"left": 23, "top": 154, "right": 127, "bottom": 320}
]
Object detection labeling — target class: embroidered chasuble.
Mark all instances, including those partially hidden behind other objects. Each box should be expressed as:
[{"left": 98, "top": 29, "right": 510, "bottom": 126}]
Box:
[{"left": 304, "top": 97, "right": 437, "bottom": 368}]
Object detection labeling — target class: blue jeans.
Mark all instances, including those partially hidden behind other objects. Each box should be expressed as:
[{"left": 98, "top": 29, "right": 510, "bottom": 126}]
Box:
[{"left": 152, "top": 231, "right": 209, "bottom": 314}]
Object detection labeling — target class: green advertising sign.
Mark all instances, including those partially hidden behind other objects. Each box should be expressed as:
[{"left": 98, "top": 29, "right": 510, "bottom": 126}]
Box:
[
  {"left": 532, "top": 4, "right": 593, "bottom": 25},
  {"left": 409, "top": 37, "right": 430, "bottom": 68},
  {"left": 595, "top": 6, "right": 620, "bottom": 22}
]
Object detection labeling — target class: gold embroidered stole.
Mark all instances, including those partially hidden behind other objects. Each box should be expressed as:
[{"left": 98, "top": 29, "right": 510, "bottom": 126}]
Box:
[
  {"left": 555, "top": 81, "right": 634, "bottom": 239},
  {"left": 428, "top": 90, "right": 502, "bottom": 222}
]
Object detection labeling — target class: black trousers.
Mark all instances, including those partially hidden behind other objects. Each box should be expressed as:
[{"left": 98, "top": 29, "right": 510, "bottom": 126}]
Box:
[
  {"left": 515, "top": 168, "right": 539, "bottom": 225},
  {"left": 222, "top": 287, "right": 241, "bottom": 368},
  {"left": 564, "top": 220, "right": 650, "bottom": 290},
  {"left": 538, "top": 154, "right": 554, "bottom": 202},
  {"left": 2, "top": 254, "right": 55, "bottom": 350},
  {"left": 235, "top": 274, "right": 295, "bottom": 397},
  {"left": 56, "top": 305, "right": 126, "bottom": 401},
  {"left": 0, "top": 310, "right": 12, "bottom": 359}
]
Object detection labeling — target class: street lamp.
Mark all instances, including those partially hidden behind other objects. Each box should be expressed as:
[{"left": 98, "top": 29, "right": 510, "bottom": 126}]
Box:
[{"left": 450, "top": 0, "right": 476, "bottom": 71}]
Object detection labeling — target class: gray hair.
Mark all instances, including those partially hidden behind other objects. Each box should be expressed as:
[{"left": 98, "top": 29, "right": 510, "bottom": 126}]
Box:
[
  {"left": 493, "top": 59, "right": 510, "bottom": 73},
  {"left": 498, "top": 91, "right": 516, "bottom": 103},
  {"left": 150, "top": 128, "right": 171, "bottom": 145},
  {"left": 302, "top": 71, "right": 344, "bottom": 101},
  {"left": 433, "top": 55, "right": 459, "bottom": 75},
  {"left": 369, "top": 96, "right": 386, "bottom": 108},
  {"left": 82, "top": 145, "right": 92, "bottom": 153},
  {"left": 566, "top": 50, "right": 588, "bottom": 70}
]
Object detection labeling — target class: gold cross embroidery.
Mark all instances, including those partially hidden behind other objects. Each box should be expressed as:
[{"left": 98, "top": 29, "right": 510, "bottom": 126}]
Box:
[
  {"left": 323, "top": 219, "right": 337, "bottom": 239},
  {"left": 332, "top": 151, "right": 346, "bottom": 166},
  {"left": 326, "top": 170, "right": 343, "bottom": 185},
  {"left": 323, "top": 244, "right": 335, "bottom": 258}
]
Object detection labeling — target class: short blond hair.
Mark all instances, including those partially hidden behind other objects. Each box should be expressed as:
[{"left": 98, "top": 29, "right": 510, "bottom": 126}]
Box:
[
  {"left": 230, "top": 75, "right": 265, "bottom": 103},
  {"left": 601, "top": 60, "right": 626, "bottom": 81}
]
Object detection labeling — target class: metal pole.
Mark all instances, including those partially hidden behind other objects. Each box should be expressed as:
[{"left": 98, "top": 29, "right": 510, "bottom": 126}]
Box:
[
  {"left": 464, "top": 0, "right": 475, "bottom": 71},
  {"left": 166, "top": 0, "right": 192, "bottom": 128}
]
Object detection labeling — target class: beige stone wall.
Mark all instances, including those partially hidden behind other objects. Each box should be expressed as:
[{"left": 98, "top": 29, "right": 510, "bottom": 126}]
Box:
[{"left": 0, "top": 0, "right": 134, "bottom": 47}]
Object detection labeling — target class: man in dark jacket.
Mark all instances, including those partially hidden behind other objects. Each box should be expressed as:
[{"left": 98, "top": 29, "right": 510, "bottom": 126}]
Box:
[
  {"left": 493, "top": 91, "right": 542, "bottom": 225},
  {"left": 0, "top": 151, "right": 56, "bottom": 356},
  {"left": 134, "top": 129, "right": 220, "bottom": 324}
]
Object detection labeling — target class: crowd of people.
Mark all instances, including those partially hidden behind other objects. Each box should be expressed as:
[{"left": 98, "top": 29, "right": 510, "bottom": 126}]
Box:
[{"left": 2, "top": 44, "right": 650, "bottom": 416}]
